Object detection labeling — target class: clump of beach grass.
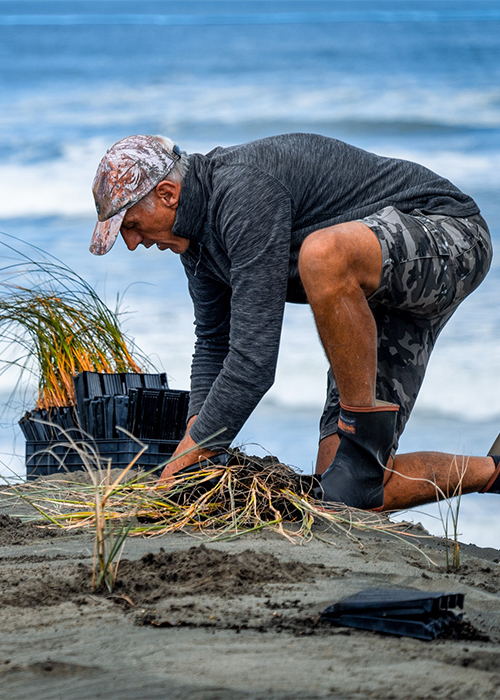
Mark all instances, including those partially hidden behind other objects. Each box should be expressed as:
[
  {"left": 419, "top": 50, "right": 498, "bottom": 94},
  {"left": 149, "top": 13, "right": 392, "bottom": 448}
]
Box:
[
  {"left": 90, "top": 445, "right": 144, "bottom": 593},
  {"left": 0, "top": 234, "right": 151, "bottom": 411},
  {"left": 2, "top": 443, "right": 435, "bottom": 566}
]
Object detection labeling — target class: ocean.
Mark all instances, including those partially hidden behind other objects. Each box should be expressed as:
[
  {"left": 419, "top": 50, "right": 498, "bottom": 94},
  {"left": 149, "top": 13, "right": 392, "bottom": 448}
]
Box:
[{"left": 1, "top": 0, "right": 500, "bottom": 547}]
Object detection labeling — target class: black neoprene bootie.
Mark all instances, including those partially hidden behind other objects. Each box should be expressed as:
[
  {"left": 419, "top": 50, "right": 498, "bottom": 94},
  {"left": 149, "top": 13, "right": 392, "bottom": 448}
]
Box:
[
  {"left": 319, "top": 401, "right": 399, "bottom": 510},
  {"left": 481, "top": 436, "right": 500, "bottom": 494}
]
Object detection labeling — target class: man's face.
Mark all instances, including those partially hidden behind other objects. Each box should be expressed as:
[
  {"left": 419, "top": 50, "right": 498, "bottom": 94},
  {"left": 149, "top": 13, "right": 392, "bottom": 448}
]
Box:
[{"left": 120, "top": 182, "right": 190, "bottom": 255}]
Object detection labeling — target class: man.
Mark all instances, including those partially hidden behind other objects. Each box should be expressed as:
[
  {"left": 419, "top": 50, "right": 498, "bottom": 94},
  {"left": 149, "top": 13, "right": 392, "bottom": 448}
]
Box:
[{"left": 90, "top": 133, "right": 500, "bottom": 511}]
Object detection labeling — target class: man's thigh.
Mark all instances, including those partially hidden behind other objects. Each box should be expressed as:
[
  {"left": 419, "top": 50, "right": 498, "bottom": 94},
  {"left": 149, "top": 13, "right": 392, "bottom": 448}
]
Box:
[{"left": 319, "top": 205, "right": 492, "bottom": 449}]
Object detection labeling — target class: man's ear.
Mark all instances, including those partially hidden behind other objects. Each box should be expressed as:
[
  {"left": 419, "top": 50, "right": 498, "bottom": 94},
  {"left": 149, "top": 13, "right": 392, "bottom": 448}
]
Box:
[{"left": 155, "top": 180, "right": 181, "bottom": 209}]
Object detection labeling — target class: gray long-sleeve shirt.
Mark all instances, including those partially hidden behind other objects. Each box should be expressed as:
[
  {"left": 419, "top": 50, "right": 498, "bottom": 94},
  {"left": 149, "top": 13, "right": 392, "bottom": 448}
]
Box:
[{"left": 171, "top": 133, "right": 479, "bottom": 447}]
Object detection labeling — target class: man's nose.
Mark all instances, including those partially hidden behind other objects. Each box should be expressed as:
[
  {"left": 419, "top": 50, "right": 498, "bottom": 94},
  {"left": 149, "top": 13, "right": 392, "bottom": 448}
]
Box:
[{"left": 121, "top": 230, "right": 142, "bottom": 251}]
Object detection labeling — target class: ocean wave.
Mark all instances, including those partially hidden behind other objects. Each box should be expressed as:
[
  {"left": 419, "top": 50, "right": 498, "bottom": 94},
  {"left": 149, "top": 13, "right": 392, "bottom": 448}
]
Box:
[
  {"left": 2, "top": 10, "right": 500, "bottom": 26},
  {"left": 1, "top": 137, "right": 499, "bottom": 219},
  {"left": 3, "top": 82, "right": 500, "bottom": 137},
  {"left": 2, "top": 77, "right": 500, "bottom": 219}
]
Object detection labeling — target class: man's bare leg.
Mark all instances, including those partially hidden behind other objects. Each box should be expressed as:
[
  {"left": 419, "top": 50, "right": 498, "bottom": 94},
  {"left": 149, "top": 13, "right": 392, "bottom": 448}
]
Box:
[
  {"left": 299, "top": 221, "right": 400, "bottom": 508},
  {"left": 316, "top": 433, "right": 497, "bottom": 510},
  {"left": 298, "top": 221, "right": 382, "bottom": 406},
  {"left": 299, "top": 222, "right": 497, "bottom": 508}
]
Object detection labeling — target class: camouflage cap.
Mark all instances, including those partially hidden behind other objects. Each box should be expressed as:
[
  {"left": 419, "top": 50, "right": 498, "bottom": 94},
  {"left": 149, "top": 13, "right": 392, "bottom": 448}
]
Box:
[{"left": 90, "top": 135, "right": 181, "bottom": 255}]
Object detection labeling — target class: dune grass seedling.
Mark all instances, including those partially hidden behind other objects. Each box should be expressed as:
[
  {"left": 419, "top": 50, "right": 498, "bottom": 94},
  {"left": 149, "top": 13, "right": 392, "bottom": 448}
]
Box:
[
  {"left": 436, "top": 454, "right": 468, "bottom": 571},
  {"left": 384, "top": 453, "right": 468, "bottom": 571}
]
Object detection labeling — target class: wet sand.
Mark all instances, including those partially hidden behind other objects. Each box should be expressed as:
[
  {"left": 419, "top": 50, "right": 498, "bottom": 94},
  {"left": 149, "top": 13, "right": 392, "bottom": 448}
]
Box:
[{"left": 1, "top": 503, "right": 500, "bottom": 700}]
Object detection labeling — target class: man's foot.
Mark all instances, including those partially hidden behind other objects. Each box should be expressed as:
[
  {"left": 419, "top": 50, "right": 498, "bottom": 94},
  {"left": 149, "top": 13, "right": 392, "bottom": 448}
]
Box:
[{"left": 319, "top": 401, "right": 399, "bottom": 509}]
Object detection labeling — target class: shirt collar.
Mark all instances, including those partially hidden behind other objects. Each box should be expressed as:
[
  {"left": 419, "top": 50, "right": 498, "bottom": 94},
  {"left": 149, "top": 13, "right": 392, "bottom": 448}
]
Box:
[{"left": 172, "top": 154, "right": 210, "bottom": 242}]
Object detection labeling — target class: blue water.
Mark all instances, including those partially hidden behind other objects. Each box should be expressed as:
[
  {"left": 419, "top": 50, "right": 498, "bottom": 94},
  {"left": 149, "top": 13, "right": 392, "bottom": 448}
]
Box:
[{"left": 1, "top": 0, "right": 500, "bottom": 547}]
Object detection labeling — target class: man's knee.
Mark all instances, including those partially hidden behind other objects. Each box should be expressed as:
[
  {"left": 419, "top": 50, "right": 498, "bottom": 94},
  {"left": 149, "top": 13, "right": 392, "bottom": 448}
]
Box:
[
  {"left": 298, "top": 222, "right": 382, "bottom": 299},
  {"left": 299, "top": 225, "right": 354, "bottom": 294}
]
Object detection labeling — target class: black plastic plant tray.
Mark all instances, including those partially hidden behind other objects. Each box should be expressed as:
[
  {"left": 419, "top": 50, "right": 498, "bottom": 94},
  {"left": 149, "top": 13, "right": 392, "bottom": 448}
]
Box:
[
  {"left": 19, "top": 406, "right": 79, "bottom": 442},
  {"left": 127, "top": 388, "right": 189, "bottom": 440},
  {"left": 73, "top": 371, "right": 169, "bottom": 431},
  {"left": 322, "top": 588, "right": 465, "bottom": 617},
  {"left": 25, "top": 438, "right": 177, "bottom": 481},
  {"left": 321, "top": 588, "right": 465, "bottom": 640}
]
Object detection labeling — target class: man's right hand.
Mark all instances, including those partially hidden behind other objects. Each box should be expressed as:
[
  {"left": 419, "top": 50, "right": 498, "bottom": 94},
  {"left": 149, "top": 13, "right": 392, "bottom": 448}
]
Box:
[{"left": 157, "top": 415, "right": 219, "bottom": 486}]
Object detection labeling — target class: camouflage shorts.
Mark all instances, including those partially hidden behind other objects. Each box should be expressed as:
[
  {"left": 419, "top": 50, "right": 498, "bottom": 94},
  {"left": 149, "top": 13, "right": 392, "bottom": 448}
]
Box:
[{"left": 319, "top": 205, "right": 492, "bottom": 450}]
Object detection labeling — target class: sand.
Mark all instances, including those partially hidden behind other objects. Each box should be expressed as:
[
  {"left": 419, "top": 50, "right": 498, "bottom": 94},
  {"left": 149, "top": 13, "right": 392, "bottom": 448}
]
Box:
[{"left": 1, "top": 498, "right": 500, "bottom": 700}]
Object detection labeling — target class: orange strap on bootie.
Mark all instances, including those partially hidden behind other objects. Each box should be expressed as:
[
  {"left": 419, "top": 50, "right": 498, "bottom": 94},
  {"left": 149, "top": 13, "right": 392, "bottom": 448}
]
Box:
[{"left": 480, "top": 455, "right": 500, "bottom": 494}]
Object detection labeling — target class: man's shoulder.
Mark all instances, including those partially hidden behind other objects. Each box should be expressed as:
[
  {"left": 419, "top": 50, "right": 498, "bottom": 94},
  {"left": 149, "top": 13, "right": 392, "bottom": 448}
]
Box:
[{"left": 202, "top": 133, "right": 345, "bottom": 200}]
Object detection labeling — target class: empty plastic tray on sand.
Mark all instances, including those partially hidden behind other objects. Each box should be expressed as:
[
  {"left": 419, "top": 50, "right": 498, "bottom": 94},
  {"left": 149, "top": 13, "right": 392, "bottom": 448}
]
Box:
[{"left": 321, "top": 588, "right": 465, "bottom": 640}]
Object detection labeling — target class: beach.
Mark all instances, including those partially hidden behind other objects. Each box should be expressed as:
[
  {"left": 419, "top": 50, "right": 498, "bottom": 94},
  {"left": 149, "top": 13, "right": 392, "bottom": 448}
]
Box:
[
  {"left": 1, "top": 492, "right": 500, "bottom": 700},
  {"left": 2, "top": 4, "right": 500, "bottom": 693},
  {"left": 1, "top": 1, "right": 500, "bottom": 547}
]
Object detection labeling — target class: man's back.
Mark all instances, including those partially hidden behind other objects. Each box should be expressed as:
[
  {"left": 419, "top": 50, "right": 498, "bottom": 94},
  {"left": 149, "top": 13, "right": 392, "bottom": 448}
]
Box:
[{"left": 202, "top": 133, "right": 478, "bottom": 232}]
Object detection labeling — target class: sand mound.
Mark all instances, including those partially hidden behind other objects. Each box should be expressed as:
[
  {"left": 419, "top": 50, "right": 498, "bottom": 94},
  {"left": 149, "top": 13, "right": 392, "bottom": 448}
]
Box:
[
  {"left": 0, "top": 514, "right": 58, "bottom": 546},
  {"left": 0, "top": 544, "right": 325, "bottom": 608},
  {"left": 116, "top": 545, "right": 324, "bottom": 601}
]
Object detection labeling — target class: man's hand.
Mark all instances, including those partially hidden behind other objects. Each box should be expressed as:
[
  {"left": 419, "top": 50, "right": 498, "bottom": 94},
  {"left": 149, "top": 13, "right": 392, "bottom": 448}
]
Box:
[{"left": 157, "top": 415, "right": 219, "bottom": 486}]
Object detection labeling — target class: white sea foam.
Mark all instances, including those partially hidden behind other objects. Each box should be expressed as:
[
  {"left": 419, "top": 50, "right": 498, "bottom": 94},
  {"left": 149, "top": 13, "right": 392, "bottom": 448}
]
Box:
[
  {"left": 0, "top": 139, "right": 106, "bottom": 218},
  {"left": 1, "top": 138, "right": 500, "bottom": 219},
  {"left": 2, "top": 78, "right": 500, "bottom": 218},
  {"left": 2, "top": 80, "right": 500, "bottom": 133}
]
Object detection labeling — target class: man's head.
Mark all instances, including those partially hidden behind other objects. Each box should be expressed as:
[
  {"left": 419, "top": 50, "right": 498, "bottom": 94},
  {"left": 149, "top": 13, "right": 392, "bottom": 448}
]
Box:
[{"left": 90, "top": 135, "right": 189, "bottom": 255}]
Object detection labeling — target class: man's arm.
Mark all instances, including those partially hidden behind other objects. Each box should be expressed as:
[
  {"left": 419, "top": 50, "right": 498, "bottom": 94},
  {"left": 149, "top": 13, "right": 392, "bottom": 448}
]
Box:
[
  {"left": 159, "top": 165, "right": 294, "bottom": 484},
  {"left": 188, "top": 165, "right": 293, "bottom": 448},
  {"left": 157, "top": 266, "right": 233, "bottom": 484},
  {"left": 184, "top": 264, "right": 232, "bottom": 424}
]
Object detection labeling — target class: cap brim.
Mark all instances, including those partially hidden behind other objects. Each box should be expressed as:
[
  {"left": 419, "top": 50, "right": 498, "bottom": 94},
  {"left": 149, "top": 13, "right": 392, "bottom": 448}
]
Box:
[{"left": 89, "top": 210, "right": 126, "bottom": 255}]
